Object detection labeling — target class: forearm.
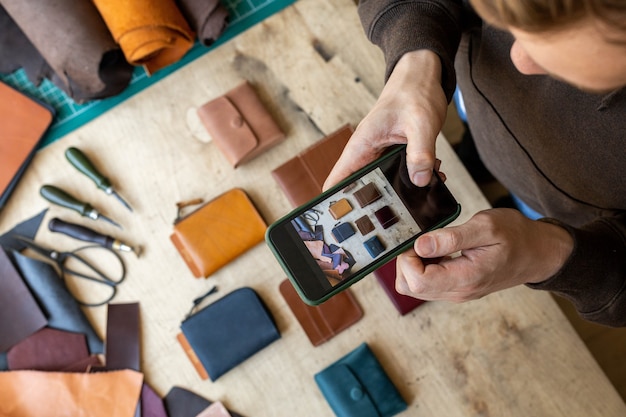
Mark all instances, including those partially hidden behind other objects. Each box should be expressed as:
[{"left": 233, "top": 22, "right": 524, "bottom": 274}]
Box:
[
  {"left": 527, "top": 215, "right": 626, "bottom": 327},
  {"left": 357, "top": 0, "right": 464, "bottom": 99}
]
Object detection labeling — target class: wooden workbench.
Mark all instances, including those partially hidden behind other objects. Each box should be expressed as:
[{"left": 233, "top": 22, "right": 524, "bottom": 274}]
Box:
[{"left": 1, "top": 0, "right": 625, "bottom": 415}]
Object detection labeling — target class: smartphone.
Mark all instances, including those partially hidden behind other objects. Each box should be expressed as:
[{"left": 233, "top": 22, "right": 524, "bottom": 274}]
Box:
[{"left": 266, "top": 145, "right": 461, "bottom": 305}]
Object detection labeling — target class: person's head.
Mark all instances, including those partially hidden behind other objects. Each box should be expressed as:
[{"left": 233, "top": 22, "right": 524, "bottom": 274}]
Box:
[{"left": 469, "top": 0, "right": 626, "bottom": 92}]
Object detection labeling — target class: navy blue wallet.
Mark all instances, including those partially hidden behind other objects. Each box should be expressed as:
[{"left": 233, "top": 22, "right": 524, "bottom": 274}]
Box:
[
  {"left": 331, "top": 222, "right": 355, "bottom": 243},
  {"left": 179, "top": 287, "right": 280, "bottom": 381},
  {"left": 315, "top": 343, "right": 407, "bottom": 417}
]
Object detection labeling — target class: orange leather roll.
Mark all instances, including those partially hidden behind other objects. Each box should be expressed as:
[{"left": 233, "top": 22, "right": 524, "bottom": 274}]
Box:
[{"left": 93, "top": 0, "right": 195, "bottom": 75}]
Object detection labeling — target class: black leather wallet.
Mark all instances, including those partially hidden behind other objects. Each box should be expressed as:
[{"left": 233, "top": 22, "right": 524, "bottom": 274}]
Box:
[{"left": 178, "top": 287, "right": 280, "bottom": 381}]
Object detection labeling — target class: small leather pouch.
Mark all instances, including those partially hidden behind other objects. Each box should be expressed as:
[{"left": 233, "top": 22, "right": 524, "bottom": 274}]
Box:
[
  {"left": 353, "top": 183, "right": 382, "bottom": 208},
  {"left": 314, "top": 342, "right": 407, "bottom": 417},
  {"left": 374, "top": 206, "right": 399, "bottom": 230},
  {"left": 279, "top": 279, "right": 363, "bottom": 346},
  {"left": 363, "top": 236, "right": 385, "bottom": 259},
  {"left": 331, "top": 222, "right": 355, "bottom": 243},
  {"left": 177, "top": 287, "right": 280, "bottom": 381},
  {"left": 271, "top": 124, "right": 353, "bottom": 207},
  {"left": 197, "top": 81, "right": 285, "bottom": 168},
  {"left": 329, "top": 198, "right": 352, "bottom": 220},
  {"left": 374, "top": 260, "right": 426, "bottom": 316},
  {"left": 170, "top": 188, "right": 266, "bottom": 278},
  {"left": 355, "top": 215, "right": 375, "bottom": 235}
]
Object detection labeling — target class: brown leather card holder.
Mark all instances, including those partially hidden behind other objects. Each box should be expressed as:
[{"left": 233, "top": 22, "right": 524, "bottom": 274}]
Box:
[
  {"left": 353, "top": 182, "right": 382, "bottom": 208},
  {"left": 279, "top": 279, "right": 363, "bottom": 346},
  {"left": 197, "top": 81, "right": 285, "bottom": 168},
  {"left": 271, "top": 124, "right": 353, "bottom": 207},
  {"left": 355, "top": 215, "right": 375, "bottom": 235},
  {"left": 170, "top": 188, "right": 267, "bottom": 278}
]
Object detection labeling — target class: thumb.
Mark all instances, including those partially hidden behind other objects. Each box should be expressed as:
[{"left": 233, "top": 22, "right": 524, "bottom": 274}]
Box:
[
  {"left": 404, "top": 129, "right": 437, "bottom": 187},
  {"left": 415, "top": 223, "right": 486, "bottom": 258}
]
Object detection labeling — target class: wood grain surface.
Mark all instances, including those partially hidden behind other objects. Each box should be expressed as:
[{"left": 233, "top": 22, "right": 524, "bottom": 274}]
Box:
[{"left": 1, "top": 0, "right": 624, "bottom": 416}]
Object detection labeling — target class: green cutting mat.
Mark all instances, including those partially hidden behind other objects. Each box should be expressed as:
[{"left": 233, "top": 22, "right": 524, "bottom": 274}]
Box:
[{"left": 0, "top": 0, "right": 297, "bottom": 148}]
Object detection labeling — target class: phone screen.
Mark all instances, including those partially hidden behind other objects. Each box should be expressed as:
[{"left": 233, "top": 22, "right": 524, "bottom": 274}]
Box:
[{"left": 267, "top": 145, "right": 460, "bottom": 304}]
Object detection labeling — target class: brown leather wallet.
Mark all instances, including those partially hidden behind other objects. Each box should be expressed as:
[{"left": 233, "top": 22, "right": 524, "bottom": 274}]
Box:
[
  {"left": 271, "top": 124, "right": 353, "bottom": 207},
  {"left": 197, "top": 81, "right": 285, "bottom": 168},
  {"left": 170, "top": 188, "right": 267, "bottom": 278},
  {"left": 279, "top": 279, "right": 363, "bottom": 346},
  {"left": 353, "top": 182, "right": 382, "bottom": 208},
  {"left": 355, "top": 215, "right": 375, "bottom": 235}
]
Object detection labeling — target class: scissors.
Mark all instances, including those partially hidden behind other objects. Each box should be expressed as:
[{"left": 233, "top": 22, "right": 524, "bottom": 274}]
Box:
[{"left": 15, "top": 235, "right": 126, "bottom": 307}]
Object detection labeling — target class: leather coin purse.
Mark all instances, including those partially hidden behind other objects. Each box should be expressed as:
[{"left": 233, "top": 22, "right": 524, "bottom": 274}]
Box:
[
  {"left": 170, "top": 188, "right": 266, "bottom": 278},
  {"left": 177, "top": 287, "right": 280, "bottom": 381},
  {"left": 197, "top": 81, "right": 285, "bottom": 168},
  {"left": 315, "top": 342, "right": 407, "bottom": 417},
  {"left": 329, "top": 198, "right": 353, "bottom": 220},
  {"left": 331, "top": 222, "right": 355, "bottom": 243}
]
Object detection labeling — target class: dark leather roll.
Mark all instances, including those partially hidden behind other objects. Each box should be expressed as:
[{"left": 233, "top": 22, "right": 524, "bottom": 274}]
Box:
[
  {"left": 0, "top": 0, "right": 133, "bottom": 103},
  {"left": 177, "top": 0, "right": 229, "bottom": 45}
]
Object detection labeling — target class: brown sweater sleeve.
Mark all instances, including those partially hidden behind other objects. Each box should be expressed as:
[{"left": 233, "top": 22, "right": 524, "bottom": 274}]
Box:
[
  {"left": 528, "top": 216, "right": 626, "bottom": 327},
  {"left": 357, "top": 0, "right": 465, "bottom": 101}
]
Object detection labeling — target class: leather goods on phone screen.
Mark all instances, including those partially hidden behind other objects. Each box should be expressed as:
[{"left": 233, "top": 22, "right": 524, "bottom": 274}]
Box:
[
  {"left": 279, "top": 279, "right": 363, "bottom": 346},
  {"left": 374, "top": 259, "right": 426, "bottom": 316},
  {"left": 328, "top": 198, "right": 353, "bottom": 220},
  {"left": 0, "top": 248, "right": 47, "bottom": 352},
  {"left": 177, "top": 287, "right": 280, "bottom": 381},
  {"left": 355, "top": 215, "right": 375, "bottom": 235},
  {"left": 170, "top": 188, "right": 267, "bottom": 278},
  {"left": 92, "top": 0, "right": 194, "bottom": 74},
  {"left": 197, "top": 81, "right": 285, "bottom": 167},
  {"left": 271, "top": 124, "right": 354, "bottom": 207},
  {"left": 374, "top": 205, "right": 399, "bottom": 229},
  {"left": 353, "top": 182, "right": 382, "bottom": 208},
  {"left": 0, "top": 81, "right": 53, "bottom": 211},
  {"left": 314, "top": 342, "right": 407, "bottom": 417}
]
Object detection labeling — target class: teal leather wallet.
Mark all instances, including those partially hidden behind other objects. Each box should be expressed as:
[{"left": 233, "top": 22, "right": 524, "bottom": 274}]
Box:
[{"left": 314, "top": 342, "right": 407, "bottom": 417}]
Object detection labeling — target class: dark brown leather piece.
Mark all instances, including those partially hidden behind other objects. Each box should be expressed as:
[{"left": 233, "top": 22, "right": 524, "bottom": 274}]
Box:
[
  {"left": 0, "top": 0, "right": 133, "bottom": 102},
  {"left": 271, "top": 124, "right": 353, "bottom": 207},
  {"left": 7, "top": 327, "right": 90, "bottom": 371},
  {"left": 279, "top": 279, "right": 363, "bottom": 346},
  {"left": 355, "top": 215, "right": 375, "bottom": 235},
  {"left": 0, "top": 247, "right": 47, "bottom": 352},
  {"left": 374, "top": 259, "right": 425, "bottom": 316},
  {"left": 353, "top": 182, "right": 383, "bottom": 208},
  {"left": 177, "top": 0, "right": 229, "bottom": 46},
  {"left": 374, "top": 205, "right": 399, "bottom": 229},
  {"left": 104, "top": 303, "right": 140, "bottom": 371},
  {"left": 197, "top": 81, "right": 285, "bottom": 168}
]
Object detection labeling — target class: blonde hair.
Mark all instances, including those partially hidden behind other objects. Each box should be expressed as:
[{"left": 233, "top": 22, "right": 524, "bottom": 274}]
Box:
[{"left": 470, "top": 0, "right": 626, "bottom": 34}]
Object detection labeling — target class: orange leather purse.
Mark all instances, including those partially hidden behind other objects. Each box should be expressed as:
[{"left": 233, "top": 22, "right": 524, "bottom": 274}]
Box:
[{"left": 170, "top": 188, "right": 267, "bottom": 278}]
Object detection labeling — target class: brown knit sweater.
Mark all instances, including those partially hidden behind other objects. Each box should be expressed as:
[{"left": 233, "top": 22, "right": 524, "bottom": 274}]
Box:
[{"left": 358, "top": 0, "right": 626, "bottom": 326}]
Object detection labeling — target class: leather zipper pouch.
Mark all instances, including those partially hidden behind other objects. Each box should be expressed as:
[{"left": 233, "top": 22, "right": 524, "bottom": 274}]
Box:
[
  {"left": 197, "top": 81, "right": 285, "bottom": 168},
  {"left": 354, "top": 215, "right": 375, "bottom": 235},
  {"left": 177, "top": 287, "right": 280, "bottom": 381},
  {"left": 271, "top": 124, "right": 353, "bottom": 207},
  {"left": 279, "top": 279, "right": 363, "bottom": 346},
  {"left": 314, "top": 342, "right": 407, "bottom": 417},
  {"left": 328, "top": 198, "right": 352, "bottom": 220},
  {"left": 374, "top": 259, "right": 426, "bottom": 316},
  {"left": 331, "top": 222, "right": 355, "bottom": 243},
  {"left": 170, "top": 188, "right": 267, "bottom": 278},
  {"left": 374, "top": 206, "right": 399, "bottom": 230},
  {"left": 363, "top": 235, "right": 385, "bottom": 259},
  {"left": 353, "top": 183, "right": 382, "bottom": 208}
]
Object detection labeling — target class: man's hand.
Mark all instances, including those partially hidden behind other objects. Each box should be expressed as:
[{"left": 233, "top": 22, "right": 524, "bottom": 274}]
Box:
[
  {"left": 323, "top": 49, "right": 448, "bottom": 190},
  {"left": 395, "top": 209, "right": 574, "bottom": 301}
]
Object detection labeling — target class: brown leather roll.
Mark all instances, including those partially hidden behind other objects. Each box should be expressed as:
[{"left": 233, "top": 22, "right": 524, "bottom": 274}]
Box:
[
  {"left": 0, "top": 0, "right": 133, "bottom": 103},
  {"left": 177, "top": 0, "right": 229, "bottom": 46},
  {"left": 93, "top": 0, "right": 195, "bottom": 75}
]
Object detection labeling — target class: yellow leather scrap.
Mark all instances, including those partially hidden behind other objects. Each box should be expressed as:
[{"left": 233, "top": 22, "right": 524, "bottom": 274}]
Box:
[
  {"left": 0, "top": 369, "right": 143, "bottom": 417},
  {"left": 92, "top": 0, "right": 195, "bottom": 74}
]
